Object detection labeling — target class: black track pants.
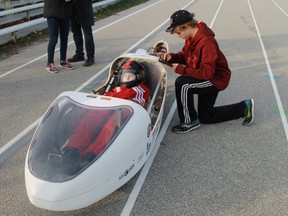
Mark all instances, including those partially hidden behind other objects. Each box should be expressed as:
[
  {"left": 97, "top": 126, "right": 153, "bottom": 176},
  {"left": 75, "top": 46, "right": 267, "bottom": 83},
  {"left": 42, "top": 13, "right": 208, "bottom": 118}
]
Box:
[{"left": 175, "top": 76, "right": 246, "bottom": 124}]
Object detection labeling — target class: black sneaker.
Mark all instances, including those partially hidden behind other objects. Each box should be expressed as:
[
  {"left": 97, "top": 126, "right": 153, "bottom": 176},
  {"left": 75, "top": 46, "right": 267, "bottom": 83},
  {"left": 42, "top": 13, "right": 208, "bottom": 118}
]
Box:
[
  {"left": 172, "top": 118, "right": 200, "bottom": 134},
  {"left": 243, "top": 99, "right": 254, "bottom": 126},
  {"left": 68, "top": 54, "right": 85, "bottom": 62},
  {"left": 83, "top": 58, "right": 95, "bottom": 67}
]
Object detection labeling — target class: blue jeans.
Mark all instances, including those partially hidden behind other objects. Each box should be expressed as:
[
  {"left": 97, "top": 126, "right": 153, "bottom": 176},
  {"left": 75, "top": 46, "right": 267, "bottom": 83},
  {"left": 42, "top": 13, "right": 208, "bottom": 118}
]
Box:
[
  {"left": 47, "top": 17, "right": 70, "bottom": 64},
  {"left": 71, "top": 18, "right": 95, "bottom": 59}
]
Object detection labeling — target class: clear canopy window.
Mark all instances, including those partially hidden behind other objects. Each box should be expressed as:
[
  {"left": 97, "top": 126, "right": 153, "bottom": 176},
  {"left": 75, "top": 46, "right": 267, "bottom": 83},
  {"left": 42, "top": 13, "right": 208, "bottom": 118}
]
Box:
[{"left": 28, "top": 96, "right": 132, "bottom": 182}]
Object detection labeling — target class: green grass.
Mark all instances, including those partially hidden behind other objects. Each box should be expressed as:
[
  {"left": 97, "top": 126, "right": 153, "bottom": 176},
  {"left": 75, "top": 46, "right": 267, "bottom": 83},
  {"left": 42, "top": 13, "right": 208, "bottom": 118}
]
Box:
[
  {"left": 0, "top": 0, "right": 149, "bottom": 59},
  {"left": 0, "top": 29, "right": 49, "bottom": 57}
]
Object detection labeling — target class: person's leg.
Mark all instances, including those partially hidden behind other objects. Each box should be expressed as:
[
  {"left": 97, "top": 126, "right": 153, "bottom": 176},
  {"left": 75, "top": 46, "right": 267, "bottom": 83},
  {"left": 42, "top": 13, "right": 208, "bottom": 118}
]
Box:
[
  {"left": 58, "top": 18, "right": 75, "bottom": 70},
  {"left": 173, "top": 77, "right": 213, "bottom": 133},
  {"left": 86, "top": 110, "right": 118, "bottom": 156},
  {"left": 47, "top": 17, "right": 59, "bottom": 64},
  {"left": 64, "top": 111, "right": 109, "bottom": 156},
  {"left": 59, "top": 18, "right": 70, "bottom": 62},
  {"left": 82, "top": 25, "right": 95, "bottom": 58},
  {"left": 70, "top": 17, "right": 85, "bottom": 58},
  {"left": 175, "top": 76, "right": 212, "bottom": 124},
  {"left": 197, "top": 90, "right": 218, "bottom": 123},
  {"left": 174, "top": 77, "right": 254, "bottom": 131},
  {"left": 82, "top": 25, "right": 95, "bottom": 66},
  {"left": 198, "top": 92, "right": 246, "bottom": 124}
]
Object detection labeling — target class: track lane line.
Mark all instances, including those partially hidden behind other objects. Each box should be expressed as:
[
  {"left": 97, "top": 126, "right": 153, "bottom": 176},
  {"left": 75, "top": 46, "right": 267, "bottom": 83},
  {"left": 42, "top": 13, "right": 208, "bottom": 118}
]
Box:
[
  {"left": 248, "top": 0, "right": 288, "bottom": 141},
  {"left": 272, "top": 0, "right": 288, "bottom": 17}
]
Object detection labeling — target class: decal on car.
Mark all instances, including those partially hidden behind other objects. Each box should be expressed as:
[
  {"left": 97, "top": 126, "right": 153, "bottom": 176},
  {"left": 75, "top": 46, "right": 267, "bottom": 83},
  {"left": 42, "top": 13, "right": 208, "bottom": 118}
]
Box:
[{"left": 119, "top": 164, "right": 135, "bottom": 180}]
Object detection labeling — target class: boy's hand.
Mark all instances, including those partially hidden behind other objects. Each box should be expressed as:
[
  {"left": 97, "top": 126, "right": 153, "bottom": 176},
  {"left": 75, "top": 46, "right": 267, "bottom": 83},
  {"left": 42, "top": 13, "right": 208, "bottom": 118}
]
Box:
[
  {"left": 156, "top": 52, "right": 172, "bottom": 61},
  {"left": 171, "top": 63, "right": 179, "bottom": 71}
]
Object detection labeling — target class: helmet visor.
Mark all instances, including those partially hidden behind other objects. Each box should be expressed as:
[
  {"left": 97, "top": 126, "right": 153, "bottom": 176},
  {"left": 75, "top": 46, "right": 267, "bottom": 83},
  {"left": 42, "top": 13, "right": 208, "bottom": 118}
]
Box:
[{"left": 120, "top": 70, "right": 137, "bottom": 85}]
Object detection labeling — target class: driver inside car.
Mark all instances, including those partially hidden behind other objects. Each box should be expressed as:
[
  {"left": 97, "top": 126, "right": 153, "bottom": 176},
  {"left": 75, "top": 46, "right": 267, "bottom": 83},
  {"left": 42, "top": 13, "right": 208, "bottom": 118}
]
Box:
[{"left": 61, "top": 60, "right": 150, "bottom": 168}]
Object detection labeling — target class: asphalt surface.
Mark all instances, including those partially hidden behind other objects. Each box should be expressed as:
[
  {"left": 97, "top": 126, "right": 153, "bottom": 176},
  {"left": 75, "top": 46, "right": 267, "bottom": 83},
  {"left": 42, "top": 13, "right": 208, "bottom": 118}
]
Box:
[{"left": 1, "top": 0, "right": 288, "bottom": 215}]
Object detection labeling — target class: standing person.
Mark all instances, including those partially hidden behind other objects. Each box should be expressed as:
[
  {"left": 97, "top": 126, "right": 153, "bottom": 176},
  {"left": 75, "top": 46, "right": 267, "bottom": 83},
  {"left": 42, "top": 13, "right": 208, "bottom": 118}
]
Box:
[
  {"left": 158, "top": 10, "right": 255, "bottom": 134},
  {"left": 43, "top": 0, "right": 75, "bottom": 73},
  {"left": 68, "top": 0, "right": 95, "bottom": 66}
]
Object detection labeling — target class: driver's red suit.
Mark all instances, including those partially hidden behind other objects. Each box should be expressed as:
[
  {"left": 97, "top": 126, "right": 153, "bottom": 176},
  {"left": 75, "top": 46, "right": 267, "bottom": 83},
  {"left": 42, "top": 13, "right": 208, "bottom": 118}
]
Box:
[{"left": 64, "top": 83, "right": 149, "bottom": 156}]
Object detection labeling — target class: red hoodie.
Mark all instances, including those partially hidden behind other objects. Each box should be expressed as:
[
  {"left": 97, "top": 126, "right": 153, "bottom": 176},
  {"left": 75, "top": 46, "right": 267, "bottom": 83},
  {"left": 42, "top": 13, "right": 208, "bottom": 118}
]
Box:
[{"left": 170, "top": 22, "right": 231, "bottom": 91}]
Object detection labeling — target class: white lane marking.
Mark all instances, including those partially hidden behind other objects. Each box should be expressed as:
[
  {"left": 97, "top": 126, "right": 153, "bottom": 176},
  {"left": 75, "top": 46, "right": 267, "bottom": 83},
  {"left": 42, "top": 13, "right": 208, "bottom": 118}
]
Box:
[
  {"left": 0, "top": 54, "right": 47, "bottom": 79},
  {"left": 0, "top": 120, "right": 39, "bottom": 157},
  {"left": 120, "top": 0, "right": 225, "bottom": 214},
  {"left": 120, "top": 101, "right": 177, "bottom": 216},
  {"left": 248, "top": 0, "right": 288, "bottom": 141},
  {"left": 0, "top": 0, "right": 164, "bottom": 80},
  {"left": 272, "top": 0, "right": 288, "bottom": 17}
]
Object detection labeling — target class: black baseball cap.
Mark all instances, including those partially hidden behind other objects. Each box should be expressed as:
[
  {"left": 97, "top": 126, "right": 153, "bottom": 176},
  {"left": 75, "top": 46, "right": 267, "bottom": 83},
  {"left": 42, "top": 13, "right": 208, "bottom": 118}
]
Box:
[{"left": 165, "top": 10, "right": 193, "bottom": 33}]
